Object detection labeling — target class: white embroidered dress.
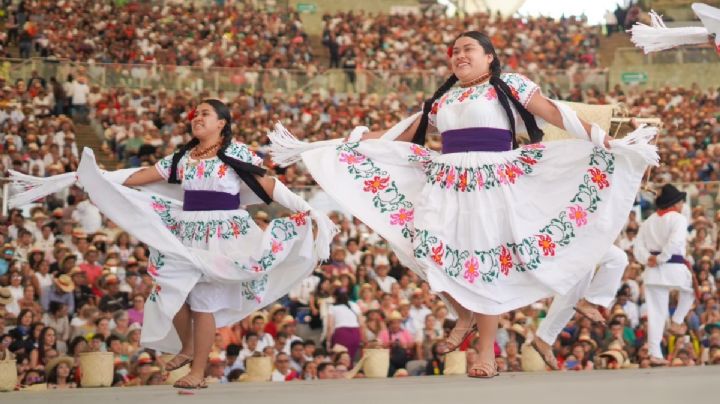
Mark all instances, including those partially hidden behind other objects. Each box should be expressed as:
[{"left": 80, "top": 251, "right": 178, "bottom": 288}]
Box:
[
  {"left": 78, "top": 143, "right": 318, "bottom": 353},
  {"left": 287, "top": 73, "right": 655, "bottom": 314}
]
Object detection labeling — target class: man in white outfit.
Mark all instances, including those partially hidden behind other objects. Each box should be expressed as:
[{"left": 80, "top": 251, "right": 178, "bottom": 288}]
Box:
[
  {"left": 532, "top": 244, "right": 629, "bottom": 369},
  {"left": 71, "top": 193, "right": 103, "bottom": 235},
  {"left": 633, "top": 184, "right": 694, "bottom": 366}
]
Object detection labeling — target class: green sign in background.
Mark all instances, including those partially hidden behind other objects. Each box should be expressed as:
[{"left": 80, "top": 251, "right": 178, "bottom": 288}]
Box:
[{"left": 621, "top": 72, "right": 648, "bottom": 84}]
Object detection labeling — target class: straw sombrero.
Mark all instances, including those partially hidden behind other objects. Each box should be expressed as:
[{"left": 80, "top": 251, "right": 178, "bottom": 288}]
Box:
[
  {"left": 54, "top": 274, "right": 75, "bottom": 293},
  {"left": 45, "top": 356, "right": 75, "bottom": 374},
  {"left": 0, "top": 288, "right": 12, "bottom": 306}
]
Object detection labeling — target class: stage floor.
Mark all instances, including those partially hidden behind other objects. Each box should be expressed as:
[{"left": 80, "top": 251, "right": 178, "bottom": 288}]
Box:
[{"left": 7, "top": 366, "right": 717, "bottom": 404}]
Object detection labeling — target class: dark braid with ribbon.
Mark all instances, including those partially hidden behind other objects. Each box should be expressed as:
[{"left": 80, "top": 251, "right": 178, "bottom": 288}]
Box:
[
  {"left": 168, "top": 99, "right": 273, "bottom": 204},
  {"left": 168, "top": 139, "right": 198, "bottom": 184},
  {"left": 411, "top": 74, "right": 458, "bottom": 146},
  {"left": 412, "top": 31, "right": 543, "bottom": 148}
]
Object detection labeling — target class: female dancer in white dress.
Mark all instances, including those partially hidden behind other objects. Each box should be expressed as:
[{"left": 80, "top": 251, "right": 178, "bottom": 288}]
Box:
[
  {"left": 10, "top": 99, "right": 335, "bottom": 388},
  {"left": 270, "top": 31, "right": 657, "bottom": 377}
]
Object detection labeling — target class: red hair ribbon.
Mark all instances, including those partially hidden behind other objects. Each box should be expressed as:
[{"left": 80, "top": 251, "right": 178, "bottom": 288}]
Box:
[
  {"left": 187, "top": 108, "right": 196, "bottom": 122},
  {"left": 447, "top": 46, "right": 453, "bottom": 58}
]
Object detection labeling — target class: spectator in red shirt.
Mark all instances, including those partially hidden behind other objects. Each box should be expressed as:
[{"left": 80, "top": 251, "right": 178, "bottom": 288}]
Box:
[
  {"left": 264, "top": 304, "right": 288, "bottom": 339},
  {"left": 271, "top": 352, "right": 299, "bottom": 382},
  {"left": 78, "top": 246, "right": 102, "bottom": 287}
]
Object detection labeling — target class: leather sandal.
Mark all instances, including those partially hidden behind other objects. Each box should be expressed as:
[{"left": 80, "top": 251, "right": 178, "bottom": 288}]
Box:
[
  {"left": 467, "top": 360, "right": 499, "bottom": 378},
  {"left": 649, "top": 357, "right": 669, "bottom": 367},
  {"left": 165, "top": 353, "right": 194, "bottom": 372},
  {"left": 173, "top": 373, "right": 208, "bottom": 389},
  {"left": 439, "top": 324, "right": 477, "bottom": 355}
]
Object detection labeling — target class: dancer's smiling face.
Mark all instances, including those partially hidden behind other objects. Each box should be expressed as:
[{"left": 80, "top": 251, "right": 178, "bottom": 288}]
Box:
[
  {"left": 191, "top": 102, "right": 226, "bottom": 142},
  {"left": 450, "top": 36, "right": 494, "bottom": 83}
]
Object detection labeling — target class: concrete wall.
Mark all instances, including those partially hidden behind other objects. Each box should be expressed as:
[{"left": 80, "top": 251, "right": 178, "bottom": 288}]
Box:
[
  {"left": 289, "top": 0, "right": 421, "bottom": 35},
  {"left": 609, "top": 62, "right": 720, "bottom": 90},
  {"left": 610, "top": 46, "right": 720, "bottom": 90},
  {"left": 643, "top": 0, "right": 720, "bottom": 21}
]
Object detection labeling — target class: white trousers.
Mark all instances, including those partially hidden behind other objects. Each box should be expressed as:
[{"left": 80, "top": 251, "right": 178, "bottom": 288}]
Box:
[
  {"left": 645, "top": 284, "right": 694, "bottom": 359},
  {"left": 537, "top": 245, "right": 628, "bottom": 344}
]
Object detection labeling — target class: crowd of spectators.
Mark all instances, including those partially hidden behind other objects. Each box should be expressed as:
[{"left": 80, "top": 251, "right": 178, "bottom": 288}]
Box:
[
  {"left": 2, "top": 1, "right": 604, "bottom": 76},
  {"left": 321, "top": 11, "right": 601, "bottom": 74},
  {"left": 2, "top": 1, "right": 313, "bottom": 70},
  {"left": 0, "top": 0, "right": 719, "bottom": 390},
  {"left": 1, "top": 67, "right": 719, "bottom": 389}
]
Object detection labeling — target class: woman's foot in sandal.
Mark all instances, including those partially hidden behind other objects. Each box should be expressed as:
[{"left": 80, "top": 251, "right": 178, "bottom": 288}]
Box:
[
  {"left": 439, "top": 311, "right": 477, "bottom": 355},
  {"left": 173, "top": 373, "right": 208, "bottom": 389},
  {"left": 573, "top": 299, "right": 605, "bottom": 326},
  {"left": 530, "top": 338, "right": 559, "bottom": 370},
  {"left": 649, "top": 357, "right": 669, "bottom": 367},
  {"left": 165, "top": 352, "right": 194, "bottom": 372},
  {"left": 467, "top": 358, "right": 498, "bottom": 378}
]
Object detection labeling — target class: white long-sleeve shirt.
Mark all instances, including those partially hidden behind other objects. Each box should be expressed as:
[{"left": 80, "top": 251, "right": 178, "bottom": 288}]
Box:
[
  {"left": 72, "top": 200, "right": 102, "bottom": 234},
  {"left": 634, "top": 211, "right": 692, "bottom": 291}
]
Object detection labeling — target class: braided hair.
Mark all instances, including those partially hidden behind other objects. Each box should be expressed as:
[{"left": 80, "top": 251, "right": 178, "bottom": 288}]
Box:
[
  {"left": 412, "top": 31, "right": 543, "bottom": 148},
  {"left": 168, "top": 99, "right": 272, "bottom": 203}
]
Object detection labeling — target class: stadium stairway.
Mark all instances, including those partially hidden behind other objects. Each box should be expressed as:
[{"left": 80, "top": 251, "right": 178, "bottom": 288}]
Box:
[
  {"left": 597, "top": 32, "right": 634, "bottom": 68},
  {"left": 309, "top": 34, "right": 329, "bottom": 67},
  {"left": 74, "top": 123, "right": 119, "bottom": 170}
]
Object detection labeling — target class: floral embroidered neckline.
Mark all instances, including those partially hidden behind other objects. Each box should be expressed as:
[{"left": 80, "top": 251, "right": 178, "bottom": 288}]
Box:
[{"left": 187, "top": 155, "right": 220, "bottom": 163}]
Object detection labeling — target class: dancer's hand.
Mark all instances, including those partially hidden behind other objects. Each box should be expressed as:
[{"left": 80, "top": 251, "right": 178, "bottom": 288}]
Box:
[{"left": 647, "top": 256, "right": 658, "bottom": 267}]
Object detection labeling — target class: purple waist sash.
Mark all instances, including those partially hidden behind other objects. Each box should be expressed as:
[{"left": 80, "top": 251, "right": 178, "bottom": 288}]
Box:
[
  {"left": 650, "top": 251, "right": 685, "bottom": 264},
  {"left": 441, "top": 127, "right": 513, "bottom": 154},
  {"left": 183, "top": 190, "right": 240, "bottom": 211}
]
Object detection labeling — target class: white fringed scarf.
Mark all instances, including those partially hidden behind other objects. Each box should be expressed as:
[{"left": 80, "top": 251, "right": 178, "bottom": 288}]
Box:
[{"left": 629, "top": 4, "right": 720, "bottom": 54}]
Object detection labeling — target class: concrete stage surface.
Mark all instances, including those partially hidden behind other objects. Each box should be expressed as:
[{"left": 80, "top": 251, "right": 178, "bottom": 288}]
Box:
[{"left": 6, "top": 366, "right": 717, "bottom": 404}]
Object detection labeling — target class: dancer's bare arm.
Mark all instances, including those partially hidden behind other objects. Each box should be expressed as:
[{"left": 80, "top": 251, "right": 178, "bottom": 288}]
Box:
[
  {"left": 123, "top": 166, "right": 164, "bottom": 186},
  {"left": 255, "top": 175, "right": 277, "bottom": 198},
  {"left": 525, "top": 92, "right": 611, "bottom": 149}
]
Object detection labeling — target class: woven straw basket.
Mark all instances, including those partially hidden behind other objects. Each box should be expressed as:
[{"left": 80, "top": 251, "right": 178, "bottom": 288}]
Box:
[
  {"left": 22, "top": 383, "right": 48, "bottom": 391},
  {"left": 244, "top": 356, "right": 273, "bottom": 382},
  {"left": 520, "top": 343, "right": 547, "bottom": 372},
  {"left": 345, "top": 348, "right": 389, "bottom": 379},
  {"left": 79, "top": 352, "right": 114, "bottom": 387},
  {"left": 0, "top": 360, "right": 16, "bottom": 392},
  {"left": 443, "top": 351, "right": 467, "bottom": 375}
]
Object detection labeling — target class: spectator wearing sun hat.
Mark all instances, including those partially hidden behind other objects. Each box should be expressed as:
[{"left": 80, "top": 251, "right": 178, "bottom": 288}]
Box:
[
  {"left": 45, "top": 355, "right": 76, "bottom": 388},
  {"left": 99, "top": 274, "right": 129, "bottom": 313},
  {"left": 280, "top": 315, "right": 302, "bottom": 353},
  {"left": 264, "top": 304, "right": 288, "bottom": 339},
  {"left": 41, "top": 274, "right": 75, "bottom": 314},
  {"left": 408, "top": 289, "right": 431, "bottom": 335}
]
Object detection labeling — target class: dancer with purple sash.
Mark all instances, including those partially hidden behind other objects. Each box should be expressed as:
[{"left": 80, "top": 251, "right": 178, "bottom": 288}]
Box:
[
  {"left": 9, "top": 99, "right": 336, "bottom": 388},
  {"left": 270, "top": 31, "right": 658, "bottom": 378}
]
